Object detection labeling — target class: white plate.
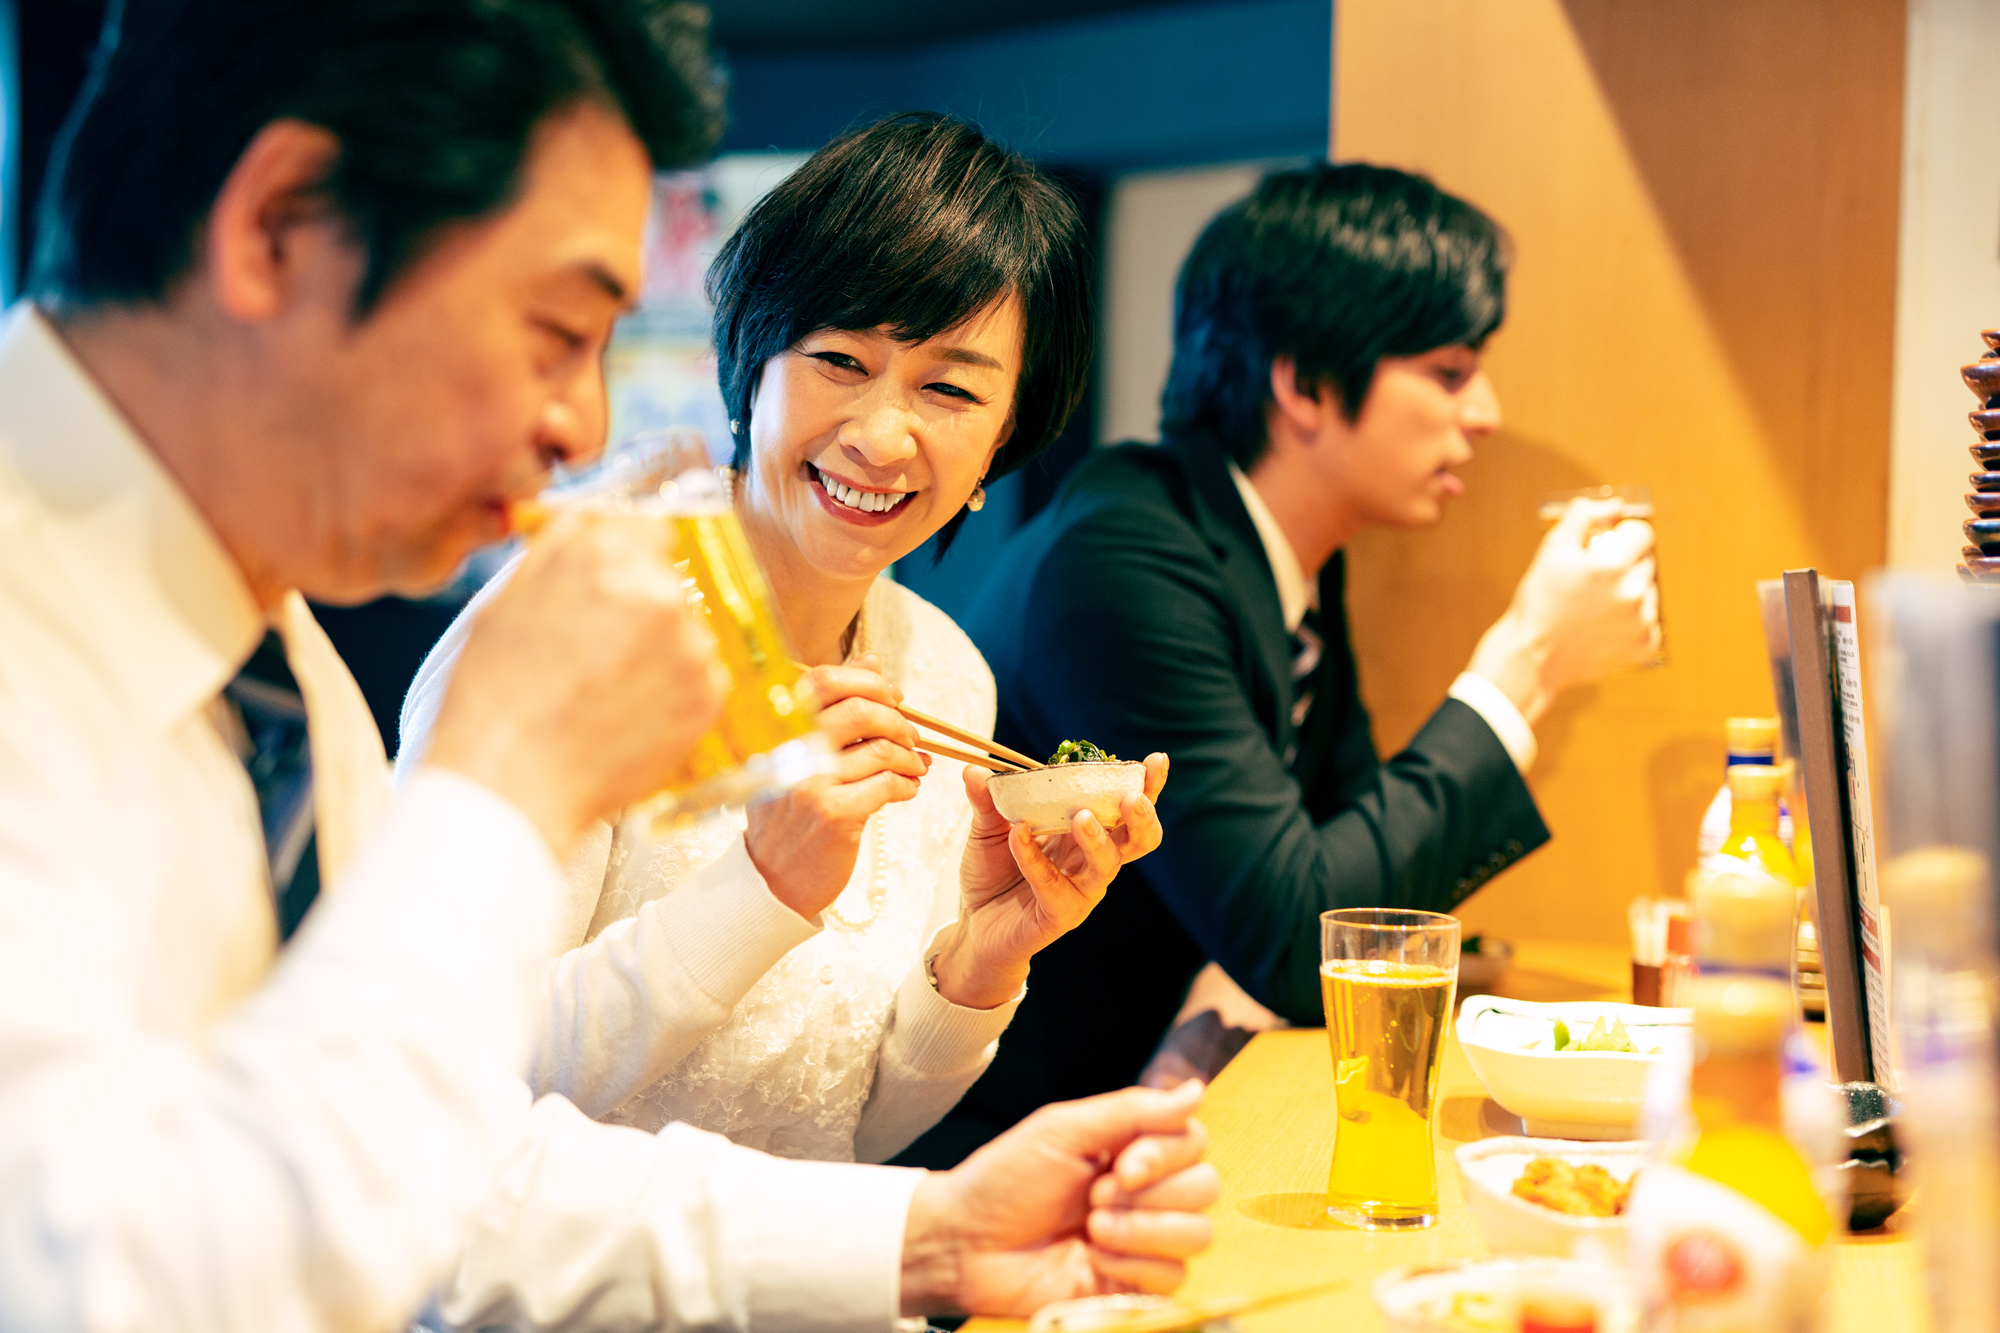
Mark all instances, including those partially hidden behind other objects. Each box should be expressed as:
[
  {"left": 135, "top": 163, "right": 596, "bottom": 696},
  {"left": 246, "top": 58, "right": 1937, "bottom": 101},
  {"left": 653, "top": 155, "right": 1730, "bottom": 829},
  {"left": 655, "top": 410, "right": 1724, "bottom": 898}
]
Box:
[
  {"left": 1457, "top": 997, "right": 1690, "bottom": 1140},
  {"left": 1373, "top": 1256, "right": 1640, "bottom": 1333},
  {"left": 1453, "top": 1136, "right": 1650, "bottom": 1257}
]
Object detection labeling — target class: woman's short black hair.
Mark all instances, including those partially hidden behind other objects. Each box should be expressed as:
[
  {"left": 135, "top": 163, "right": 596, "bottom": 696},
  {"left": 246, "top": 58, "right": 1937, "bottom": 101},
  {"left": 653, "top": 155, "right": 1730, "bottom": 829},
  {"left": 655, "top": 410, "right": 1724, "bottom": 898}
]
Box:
[
  {"left": 709, "top": 112, "right": 1092, "bottom": 551},
  {"left": 1161, "top": 162, "right": 1509, "bottom": 469},
  {"left": 29, "top": 0, "right": 723, "bottom": 315}
]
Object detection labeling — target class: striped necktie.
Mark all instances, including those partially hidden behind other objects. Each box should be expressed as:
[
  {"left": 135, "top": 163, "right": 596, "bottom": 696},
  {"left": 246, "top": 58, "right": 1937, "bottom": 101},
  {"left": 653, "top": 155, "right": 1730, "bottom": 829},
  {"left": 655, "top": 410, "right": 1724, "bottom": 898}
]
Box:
[
  {"left": 1290, "top": 608, "right": 1323, "bottom": 725},
  {"left": 1281, "top": 608, "right": 1323, "bottom": 768},
  {"left": 224, "top": 631, "right": 320, "bottom": 942}
]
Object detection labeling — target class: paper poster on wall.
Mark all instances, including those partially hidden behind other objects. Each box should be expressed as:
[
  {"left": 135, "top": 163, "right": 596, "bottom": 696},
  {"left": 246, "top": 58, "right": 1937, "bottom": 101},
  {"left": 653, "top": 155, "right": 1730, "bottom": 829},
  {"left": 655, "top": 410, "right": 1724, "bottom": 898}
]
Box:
[{"left": 605, "top": 156, "right": 809, "bottom": 464}]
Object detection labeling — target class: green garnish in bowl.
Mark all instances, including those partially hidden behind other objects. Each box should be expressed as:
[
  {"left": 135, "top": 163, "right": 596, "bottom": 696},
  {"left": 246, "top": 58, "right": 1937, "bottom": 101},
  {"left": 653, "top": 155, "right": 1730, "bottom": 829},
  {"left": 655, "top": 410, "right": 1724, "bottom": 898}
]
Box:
[
  {"left": 1048, "top": 739, "right": 1119, "bottom": 764},
  {"left": 1546, "top": 1015, "right": 1653, "bottom": 1055}
]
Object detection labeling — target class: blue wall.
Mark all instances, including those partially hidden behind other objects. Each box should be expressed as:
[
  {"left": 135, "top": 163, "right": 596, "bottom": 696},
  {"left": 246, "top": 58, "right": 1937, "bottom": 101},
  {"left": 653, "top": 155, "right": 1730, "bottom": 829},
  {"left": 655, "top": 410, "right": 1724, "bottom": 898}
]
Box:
[{"left": 720, "top": 0, "right": 1330, "bottom": 172}]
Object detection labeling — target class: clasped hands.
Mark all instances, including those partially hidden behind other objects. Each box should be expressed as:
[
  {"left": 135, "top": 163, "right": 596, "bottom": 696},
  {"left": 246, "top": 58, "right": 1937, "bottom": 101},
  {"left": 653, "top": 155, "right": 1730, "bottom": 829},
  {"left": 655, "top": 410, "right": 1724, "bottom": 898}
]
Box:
[
  {"left": 903, "top": 1078, "right": 1220, "bottom": 1315},
  {"left": 1469, "top": 496, "right": 1660, "bottom": 728},
  {"left": 745, "top": 654, "right": 1168, "bottom": 1009}
]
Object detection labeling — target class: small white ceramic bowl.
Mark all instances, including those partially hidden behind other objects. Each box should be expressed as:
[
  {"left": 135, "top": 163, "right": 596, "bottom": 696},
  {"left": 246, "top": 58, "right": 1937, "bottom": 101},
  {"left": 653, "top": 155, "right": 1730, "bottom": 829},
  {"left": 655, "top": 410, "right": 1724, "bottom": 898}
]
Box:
[
  {"left": 1457, "top": 997, "right": 1691, "bottom": 1140},
  {"left": 1373, "top": 1257, "right": 1640, "bottom": 1333},
  {"left": 1454, "top": 1136, "right": 1650, "bottom": 1258},
  {"left": 986, "top": 761, "right": 1146, "bottom": 835}
]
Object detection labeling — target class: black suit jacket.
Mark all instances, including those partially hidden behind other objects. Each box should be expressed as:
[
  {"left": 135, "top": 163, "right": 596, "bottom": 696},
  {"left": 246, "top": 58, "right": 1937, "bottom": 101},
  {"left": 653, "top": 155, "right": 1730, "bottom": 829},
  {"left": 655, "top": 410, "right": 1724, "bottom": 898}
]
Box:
[{"left": 892, "top": 431, "right": 1550, "bottom": 1168}]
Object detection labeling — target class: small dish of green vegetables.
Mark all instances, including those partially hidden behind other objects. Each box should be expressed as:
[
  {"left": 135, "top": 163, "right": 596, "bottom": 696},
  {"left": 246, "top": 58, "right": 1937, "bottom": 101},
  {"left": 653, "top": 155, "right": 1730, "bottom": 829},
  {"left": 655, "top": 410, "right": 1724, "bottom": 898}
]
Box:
[{"left": 984, "top": 741, "right": 1145, "bottom": 834}]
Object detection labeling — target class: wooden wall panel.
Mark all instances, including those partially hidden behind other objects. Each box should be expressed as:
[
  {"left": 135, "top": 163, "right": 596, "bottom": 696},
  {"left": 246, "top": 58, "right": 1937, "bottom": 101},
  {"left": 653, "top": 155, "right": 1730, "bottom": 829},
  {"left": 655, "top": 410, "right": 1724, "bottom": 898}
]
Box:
[{"left": 1333, "top": 0, "right": 1904, "bottom": 946}]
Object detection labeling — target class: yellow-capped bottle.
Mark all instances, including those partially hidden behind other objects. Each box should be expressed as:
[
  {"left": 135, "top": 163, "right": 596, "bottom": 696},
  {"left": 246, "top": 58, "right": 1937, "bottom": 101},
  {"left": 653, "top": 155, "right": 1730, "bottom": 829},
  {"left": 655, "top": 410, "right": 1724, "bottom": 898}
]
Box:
[
  {"left": 1714, "top": 765, "right": 1798, "bottom": 887},
  {"left": 1626, "top": 858, "right": 1835, "bottom": 1332},
  {"left": 1697, "top": 718, "right": 1783, "bottom": 868}
]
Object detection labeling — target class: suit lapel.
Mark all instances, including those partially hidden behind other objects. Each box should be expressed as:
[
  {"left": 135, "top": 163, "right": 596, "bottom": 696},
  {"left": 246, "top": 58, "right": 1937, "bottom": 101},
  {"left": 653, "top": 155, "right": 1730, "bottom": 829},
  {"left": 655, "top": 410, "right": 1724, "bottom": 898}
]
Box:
[{"left": 1163, "top": 433, "right": 1299, "bottom": 748}]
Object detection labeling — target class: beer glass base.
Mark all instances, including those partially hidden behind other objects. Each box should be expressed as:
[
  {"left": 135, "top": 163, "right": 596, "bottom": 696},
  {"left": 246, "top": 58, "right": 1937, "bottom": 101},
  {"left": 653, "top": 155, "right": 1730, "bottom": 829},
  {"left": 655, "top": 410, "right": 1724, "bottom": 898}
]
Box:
[{"left": 1324, "top": 1202, "right": 1437, "bottom": 1231}]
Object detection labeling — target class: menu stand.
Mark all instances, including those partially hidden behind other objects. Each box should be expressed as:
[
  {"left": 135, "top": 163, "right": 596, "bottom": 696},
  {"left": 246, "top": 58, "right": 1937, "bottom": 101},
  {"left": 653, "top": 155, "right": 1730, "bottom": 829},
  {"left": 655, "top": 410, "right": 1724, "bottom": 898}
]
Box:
[{"left": 1780, "top": 569, "right": 1886, "bottom": 1086}]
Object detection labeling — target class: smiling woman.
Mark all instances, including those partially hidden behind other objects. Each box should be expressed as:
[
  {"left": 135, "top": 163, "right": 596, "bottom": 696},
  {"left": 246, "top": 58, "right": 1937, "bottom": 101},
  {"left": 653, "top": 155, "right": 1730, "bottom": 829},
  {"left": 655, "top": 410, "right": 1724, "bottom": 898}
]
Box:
[
  {"left": 400, "top": 111, "right": 1167, "bottom": 1166},
  {"left": 743, "top": 297, "right": 1025, "bottom": 584},
  {"left": 712, "top": 113, "right": 1090, "bottom": 580}
]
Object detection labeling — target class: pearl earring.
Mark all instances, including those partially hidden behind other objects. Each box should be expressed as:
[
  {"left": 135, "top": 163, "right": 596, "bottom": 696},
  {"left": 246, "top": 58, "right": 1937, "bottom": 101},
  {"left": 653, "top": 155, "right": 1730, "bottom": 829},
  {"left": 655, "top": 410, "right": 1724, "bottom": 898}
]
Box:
[
  {"left": 729, "top": 419, "right": 742, "bottom": 435},
  {"left": 966, "top": 481, "right": 987, "bottom": 513}
]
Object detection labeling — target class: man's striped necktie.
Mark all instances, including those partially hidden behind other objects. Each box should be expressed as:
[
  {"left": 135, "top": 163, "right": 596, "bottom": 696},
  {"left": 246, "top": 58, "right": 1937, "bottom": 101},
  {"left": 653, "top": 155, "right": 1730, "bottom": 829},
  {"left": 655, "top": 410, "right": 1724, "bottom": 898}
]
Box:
[
  {"left": 224, "top": 631, "right": 320, "bottom": 942},
  {"left": 1282, "top": 609, "right": 1323, "bottom": 768},
  {"left": 1290, "top": 609, "right": 1323, "bottom": 725}
]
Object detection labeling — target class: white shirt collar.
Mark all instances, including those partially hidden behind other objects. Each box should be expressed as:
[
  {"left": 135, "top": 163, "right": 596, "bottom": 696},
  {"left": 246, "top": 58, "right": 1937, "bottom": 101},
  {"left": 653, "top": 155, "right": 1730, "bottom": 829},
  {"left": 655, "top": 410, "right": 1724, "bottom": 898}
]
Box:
[
  {"left": 1225, "top": 460, "right": 1316, "bottom": 633},
  {"left": 0, "top": 304, "right": 264, "bottom": 731}
]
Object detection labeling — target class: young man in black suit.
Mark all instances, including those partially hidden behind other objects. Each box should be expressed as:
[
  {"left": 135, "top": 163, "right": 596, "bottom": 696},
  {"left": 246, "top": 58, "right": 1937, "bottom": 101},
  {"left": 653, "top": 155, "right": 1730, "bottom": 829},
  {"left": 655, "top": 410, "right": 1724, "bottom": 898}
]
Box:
[{"left": 897, "top": 163, "right": 1659, "bottom": 1166}]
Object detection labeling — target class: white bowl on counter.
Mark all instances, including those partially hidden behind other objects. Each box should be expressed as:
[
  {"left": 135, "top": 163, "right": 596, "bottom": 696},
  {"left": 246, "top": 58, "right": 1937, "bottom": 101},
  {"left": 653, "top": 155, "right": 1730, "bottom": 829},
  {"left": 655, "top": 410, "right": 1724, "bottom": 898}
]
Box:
[
  {"left": 1453, "top": 1136, "right": 1650, "bottom": 1258},
  {"left": 986, "top": 761, "right": 1146, "bottom": 835},
  {"left": 1456, "top": 996, "right": 1691, "bottom": 1140},
  {"left": 1373, "top": 1256, "right": 1641, "bottom": 1333}
]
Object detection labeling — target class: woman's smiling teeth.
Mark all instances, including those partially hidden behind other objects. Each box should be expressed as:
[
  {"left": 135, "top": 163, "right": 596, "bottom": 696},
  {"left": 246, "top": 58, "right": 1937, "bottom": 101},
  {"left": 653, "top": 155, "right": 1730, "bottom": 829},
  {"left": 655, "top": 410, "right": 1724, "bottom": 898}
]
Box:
[{"left": 815, "top": 465, "right": 913, "bottom": 514}]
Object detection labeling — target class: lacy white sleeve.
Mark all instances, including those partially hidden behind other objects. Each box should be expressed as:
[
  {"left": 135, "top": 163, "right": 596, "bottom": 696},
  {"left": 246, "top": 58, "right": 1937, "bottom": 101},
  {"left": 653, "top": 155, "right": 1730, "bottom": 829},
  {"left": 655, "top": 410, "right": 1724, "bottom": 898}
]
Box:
[
  {"left": 850, "top": 808, "right": 1022, "bottom": 1165},
  {"left": 532, "top": 835, "right": 821, "bottom": 1117}
]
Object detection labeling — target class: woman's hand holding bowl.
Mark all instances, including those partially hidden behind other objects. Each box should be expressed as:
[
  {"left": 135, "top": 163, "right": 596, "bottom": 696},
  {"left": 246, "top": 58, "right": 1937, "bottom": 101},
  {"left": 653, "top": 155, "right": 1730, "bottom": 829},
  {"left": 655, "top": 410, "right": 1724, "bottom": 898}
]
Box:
[
  {"left": 930, "top": 753, "right": 1170, "bottom": 1010},
  {"left": 744, "top": 653, "right": 930, "bottom": 918}
]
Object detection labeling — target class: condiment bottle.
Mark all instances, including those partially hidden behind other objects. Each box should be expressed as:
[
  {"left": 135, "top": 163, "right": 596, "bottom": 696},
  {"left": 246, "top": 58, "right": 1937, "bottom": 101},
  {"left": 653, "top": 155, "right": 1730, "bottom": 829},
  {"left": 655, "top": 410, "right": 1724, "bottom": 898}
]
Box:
[
  {"left": 1711, "top": 764, "right": 1799, "bottom": 887},
  {"left": 1697, "top": 717, "right": 1791, "bottom": 868},
  {"left": 1661, "top": 904, "right": 1695, "bottom": 1008},
  {"left": 1629, "top": 896, "right": 1695, "bottom": 1008},
  {"left": 1625, "top": 866, "right": 1835, "bottom": 1332},
  {"left": 1519, "top": 1293, "right": 1597, "bottom": 1333}
]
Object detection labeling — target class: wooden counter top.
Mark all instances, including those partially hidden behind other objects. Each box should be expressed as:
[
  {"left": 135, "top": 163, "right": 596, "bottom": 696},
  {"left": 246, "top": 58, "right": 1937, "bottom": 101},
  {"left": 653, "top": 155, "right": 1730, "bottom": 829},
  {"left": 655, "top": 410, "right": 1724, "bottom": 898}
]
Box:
[{"left": 964, "top": 945, "right": 1928, "bottom": 1333}]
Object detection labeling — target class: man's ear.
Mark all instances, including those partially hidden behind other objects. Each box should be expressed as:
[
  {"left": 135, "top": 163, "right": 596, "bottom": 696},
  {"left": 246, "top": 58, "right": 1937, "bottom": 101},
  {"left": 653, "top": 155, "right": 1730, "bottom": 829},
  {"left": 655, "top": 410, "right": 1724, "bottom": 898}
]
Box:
[
  {"left": 1267, "top": 354, "right": 1332, "bottom": 441},
  {"left": 201, "top": 119, "right": 346, "bottom": 322}
]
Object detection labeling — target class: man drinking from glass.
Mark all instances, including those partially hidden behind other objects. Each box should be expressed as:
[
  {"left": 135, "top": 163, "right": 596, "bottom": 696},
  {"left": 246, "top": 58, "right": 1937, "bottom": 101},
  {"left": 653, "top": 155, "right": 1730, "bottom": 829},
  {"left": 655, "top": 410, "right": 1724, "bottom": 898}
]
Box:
[{"left": 0, "top": 2, "right": 1216, "bottom": 1327}]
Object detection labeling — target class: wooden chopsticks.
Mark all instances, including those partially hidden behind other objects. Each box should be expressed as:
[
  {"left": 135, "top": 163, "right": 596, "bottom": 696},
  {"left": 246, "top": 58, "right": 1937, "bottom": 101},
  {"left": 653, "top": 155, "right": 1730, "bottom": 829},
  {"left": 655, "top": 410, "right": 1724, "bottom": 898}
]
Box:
[
  {"left": 897, "top": 702, "right": 1043, "bottom": 772},
  {"left": 790, "top": 659, "right": 1044, "bottom": 773},
  {"left": 912, "top": 736, "right": 1029, "bottom": 773}
]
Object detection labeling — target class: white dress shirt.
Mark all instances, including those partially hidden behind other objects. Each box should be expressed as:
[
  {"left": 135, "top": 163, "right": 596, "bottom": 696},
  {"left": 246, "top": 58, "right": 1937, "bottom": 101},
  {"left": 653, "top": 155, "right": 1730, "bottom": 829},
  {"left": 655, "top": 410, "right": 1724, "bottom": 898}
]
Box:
[
  {"left": 0, "top": 305, "right": 918, "bottom": 1332},
  {"left": 1225, "top": 461, "right": 1537, "bottom": 773}
]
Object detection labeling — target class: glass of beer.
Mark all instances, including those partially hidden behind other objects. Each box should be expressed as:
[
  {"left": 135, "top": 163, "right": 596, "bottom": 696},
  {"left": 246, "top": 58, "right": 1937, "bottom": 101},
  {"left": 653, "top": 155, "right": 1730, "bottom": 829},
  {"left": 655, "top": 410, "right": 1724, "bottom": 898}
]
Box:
[
  {"left": 1321, "top": 907, "right": 1460, "bottom": 1230},
  {"left": 514, "top": 428, "right": 833, "bottom": 829}
]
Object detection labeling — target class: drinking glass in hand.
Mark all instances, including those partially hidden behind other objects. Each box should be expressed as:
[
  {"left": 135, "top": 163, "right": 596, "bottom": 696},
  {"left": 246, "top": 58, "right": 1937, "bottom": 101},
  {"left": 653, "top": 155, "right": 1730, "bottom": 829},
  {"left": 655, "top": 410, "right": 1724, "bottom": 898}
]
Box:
[
  {"left": 1321, "top": 908, "right": 1460, "bottom": 1230},
  {"left": 1538, "top": 483, "right": 1665, "bottom": 668},
  {"left": 514, "top": 429, "right": 833, "bottom": 829}
]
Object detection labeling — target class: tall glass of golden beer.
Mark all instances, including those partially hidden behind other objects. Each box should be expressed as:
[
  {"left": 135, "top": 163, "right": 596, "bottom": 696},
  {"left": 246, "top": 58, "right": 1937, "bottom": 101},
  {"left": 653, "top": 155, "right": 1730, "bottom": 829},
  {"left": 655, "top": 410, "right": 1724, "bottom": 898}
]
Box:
[
  {"left": 1320, "top": 907, "right": 1460, "bottom": 1230},
  {"left": 516, "top": 429, "right": 833, "bottom": 828}
]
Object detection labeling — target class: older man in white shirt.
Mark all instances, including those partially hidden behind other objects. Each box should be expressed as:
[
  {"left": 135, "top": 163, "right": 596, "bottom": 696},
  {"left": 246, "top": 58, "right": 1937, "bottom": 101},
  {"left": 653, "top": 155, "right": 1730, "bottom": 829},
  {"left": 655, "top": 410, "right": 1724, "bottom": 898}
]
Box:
[{"left": 0, "top": 2, "right": 1216, "bottom": 1330}]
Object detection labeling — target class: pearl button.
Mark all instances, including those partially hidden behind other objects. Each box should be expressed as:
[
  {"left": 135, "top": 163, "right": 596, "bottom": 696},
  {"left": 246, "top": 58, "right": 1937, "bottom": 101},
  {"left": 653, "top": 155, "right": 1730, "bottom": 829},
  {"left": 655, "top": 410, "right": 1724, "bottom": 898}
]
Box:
[
  {"left": 791, "top": 1095, "right": 810, "bottom": 1113},
  {"left": 819, "top": 964, "right": 834, "bottom": 984}
]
